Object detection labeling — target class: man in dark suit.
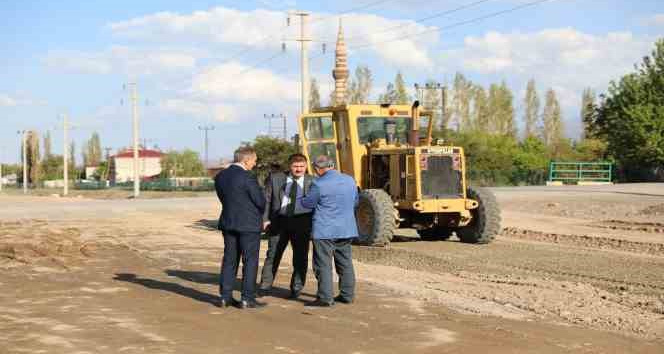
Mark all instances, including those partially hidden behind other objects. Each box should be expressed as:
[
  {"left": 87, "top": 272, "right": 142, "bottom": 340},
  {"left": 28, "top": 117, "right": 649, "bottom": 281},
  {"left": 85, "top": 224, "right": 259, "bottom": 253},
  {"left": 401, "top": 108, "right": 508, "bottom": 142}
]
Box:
[
  {"left": 258, "top": 153, "right": 314, "bottom": 299},
  {"left": 214, "top": 146, "right": 267, "bottom": 309}
]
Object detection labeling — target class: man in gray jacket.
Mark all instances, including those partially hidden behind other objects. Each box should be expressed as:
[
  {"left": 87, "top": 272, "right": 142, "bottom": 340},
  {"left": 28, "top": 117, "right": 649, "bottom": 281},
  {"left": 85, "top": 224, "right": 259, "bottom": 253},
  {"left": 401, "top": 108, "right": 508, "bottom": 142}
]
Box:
[
  {"left": 301, "top": 155, "right": 358, "bottom": 307},
  {"left": 258, "top": 153, "right": 314, "bottom": 299}
]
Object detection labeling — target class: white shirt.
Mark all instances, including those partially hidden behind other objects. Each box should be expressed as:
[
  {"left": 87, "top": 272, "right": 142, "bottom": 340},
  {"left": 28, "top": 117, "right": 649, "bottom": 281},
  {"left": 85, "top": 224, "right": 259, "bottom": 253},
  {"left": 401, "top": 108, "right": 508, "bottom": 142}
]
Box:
[{"left": 279, "top": 175, "right": 312, "bottom": 215}]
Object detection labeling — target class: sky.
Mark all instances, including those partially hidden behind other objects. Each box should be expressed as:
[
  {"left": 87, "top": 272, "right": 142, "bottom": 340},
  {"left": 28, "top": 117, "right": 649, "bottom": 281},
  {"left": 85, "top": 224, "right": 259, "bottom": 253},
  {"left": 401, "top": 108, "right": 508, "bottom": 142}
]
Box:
[{"left": 1, "top": 0, "right": 663, "bottom": 165}]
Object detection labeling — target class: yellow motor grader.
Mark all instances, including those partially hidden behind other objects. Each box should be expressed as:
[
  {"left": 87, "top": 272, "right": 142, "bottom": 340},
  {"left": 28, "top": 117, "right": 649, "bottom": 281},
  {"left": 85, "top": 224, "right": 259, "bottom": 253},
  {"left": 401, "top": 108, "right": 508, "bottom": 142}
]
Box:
[{"left": 298, "top": 101, "right": 501, "bottom": 246}]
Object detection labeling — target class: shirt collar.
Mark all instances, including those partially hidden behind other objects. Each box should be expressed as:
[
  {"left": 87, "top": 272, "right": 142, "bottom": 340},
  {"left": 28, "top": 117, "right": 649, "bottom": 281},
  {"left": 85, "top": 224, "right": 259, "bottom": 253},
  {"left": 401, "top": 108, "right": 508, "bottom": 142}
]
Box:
[
  {"left": 287, "top": 174, "right": 304, "bottom": 183},
  {"left": 232, "top": 162, "right": 247, "bottom": 170}
]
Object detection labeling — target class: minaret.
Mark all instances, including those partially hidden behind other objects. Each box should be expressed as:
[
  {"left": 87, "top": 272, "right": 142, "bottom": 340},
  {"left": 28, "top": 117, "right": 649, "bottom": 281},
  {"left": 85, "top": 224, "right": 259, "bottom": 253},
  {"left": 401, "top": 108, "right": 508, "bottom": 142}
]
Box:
[{"left": 332, "top": 19, "right": 349, "bottom": 105}]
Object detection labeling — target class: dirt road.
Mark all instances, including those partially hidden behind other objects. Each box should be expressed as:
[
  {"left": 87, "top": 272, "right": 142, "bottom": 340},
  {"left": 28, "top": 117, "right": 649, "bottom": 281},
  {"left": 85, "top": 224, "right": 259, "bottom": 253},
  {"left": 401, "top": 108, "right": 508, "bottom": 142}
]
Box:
[{"left": 1, "top": 184, "right": 663, "bottom": 353}]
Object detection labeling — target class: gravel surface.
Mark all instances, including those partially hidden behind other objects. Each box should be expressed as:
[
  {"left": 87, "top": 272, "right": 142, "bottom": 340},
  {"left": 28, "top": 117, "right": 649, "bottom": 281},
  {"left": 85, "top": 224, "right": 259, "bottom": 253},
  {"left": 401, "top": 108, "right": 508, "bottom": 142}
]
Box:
[{"left": 1, "top": 184, "right": 664, "bottom": 352}]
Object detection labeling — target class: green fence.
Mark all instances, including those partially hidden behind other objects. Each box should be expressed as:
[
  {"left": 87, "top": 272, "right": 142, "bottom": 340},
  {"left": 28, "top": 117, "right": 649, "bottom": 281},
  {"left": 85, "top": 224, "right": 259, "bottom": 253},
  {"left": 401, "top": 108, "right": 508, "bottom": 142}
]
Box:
[
  {"left": 74, "top": 178, "right": 215, "bottom": 192},
  {"left": 548, "top": 162, "right": 612, "bottom": 183}
]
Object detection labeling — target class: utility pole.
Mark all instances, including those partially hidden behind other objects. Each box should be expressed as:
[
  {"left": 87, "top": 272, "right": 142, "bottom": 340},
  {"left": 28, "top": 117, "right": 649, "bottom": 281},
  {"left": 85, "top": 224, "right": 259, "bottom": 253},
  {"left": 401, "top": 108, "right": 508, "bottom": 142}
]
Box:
[
  {"left": 198, "top": 125, "right": 215, "bottom": 168},
  {"left": 292, "top": 11, "right": 311, "bottom": 115},
  {"left": 282, "top": 113, "right": 287, "bottom": 140},
  {"left": 125, "top": 83, "right": 140, "bottom": 198},
  {"left": 414, "top": 82, "right": 447, "bottom": 129},
  {"left": 62, "top": 113, "right": 69, "bottom": 196},
  {"left": 263, "top": 114, "right": 287, "bottom": 139},
  {"left": 103, "top": 147, "right": 112, "bottom": 183}
]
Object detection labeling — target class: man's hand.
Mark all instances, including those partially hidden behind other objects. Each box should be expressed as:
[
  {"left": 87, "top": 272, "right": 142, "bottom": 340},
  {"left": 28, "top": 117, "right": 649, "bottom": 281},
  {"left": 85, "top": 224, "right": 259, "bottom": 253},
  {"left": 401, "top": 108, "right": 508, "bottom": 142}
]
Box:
[{"left": 263, "top": 221, "right": 271, "bottom": 231}]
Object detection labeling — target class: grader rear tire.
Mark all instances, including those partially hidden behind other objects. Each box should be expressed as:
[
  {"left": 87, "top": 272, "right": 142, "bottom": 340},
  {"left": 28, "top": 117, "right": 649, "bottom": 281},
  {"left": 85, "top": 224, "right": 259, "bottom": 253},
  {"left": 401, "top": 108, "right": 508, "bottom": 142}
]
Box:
[
  {"left": 356, "top": 189, "right": 396, "bottom": 246},
  {"left": 457, "top": 187, "right": 501, "bottom": 244}
]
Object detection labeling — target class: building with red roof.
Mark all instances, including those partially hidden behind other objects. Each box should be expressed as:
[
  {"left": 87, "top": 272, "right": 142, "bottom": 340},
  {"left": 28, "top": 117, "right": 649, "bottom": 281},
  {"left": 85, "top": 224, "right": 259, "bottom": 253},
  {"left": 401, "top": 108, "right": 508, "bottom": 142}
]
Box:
[{"left": 109, "top": 148, "right": 163, "bottom": 184}]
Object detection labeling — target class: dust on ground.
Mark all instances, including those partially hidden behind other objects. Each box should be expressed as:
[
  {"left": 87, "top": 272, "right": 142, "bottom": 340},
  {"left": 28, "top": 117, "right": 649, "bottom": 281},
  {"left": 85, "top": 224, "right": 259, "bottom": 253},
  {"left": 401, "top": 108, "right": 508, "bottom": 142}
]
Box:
[{"left": 1, "top": 183, "right": 664, "bottom": 353}]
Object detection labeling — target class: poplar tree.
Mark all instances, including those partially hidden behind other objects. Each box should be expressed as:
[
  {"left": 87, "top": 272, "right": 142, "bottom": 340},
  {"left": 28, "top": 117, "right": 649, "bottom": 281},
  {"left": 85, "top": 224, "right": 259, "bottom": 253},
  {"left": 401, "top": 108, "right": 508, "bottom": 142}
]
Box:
[{"left": 523, "top": 79, "right": 540, "bottom": 139}]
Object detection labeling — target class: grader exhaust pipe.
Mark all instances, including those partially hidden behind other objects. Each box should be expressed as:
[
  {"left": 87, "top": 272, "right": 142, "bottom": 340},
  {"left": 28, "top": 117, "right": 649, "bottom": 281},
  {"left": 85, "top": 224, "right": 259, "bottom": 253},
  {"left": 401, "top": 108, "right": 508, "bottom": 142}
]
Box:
[{"left": 409, "top": 100, "right": 420, "bottom": 146}]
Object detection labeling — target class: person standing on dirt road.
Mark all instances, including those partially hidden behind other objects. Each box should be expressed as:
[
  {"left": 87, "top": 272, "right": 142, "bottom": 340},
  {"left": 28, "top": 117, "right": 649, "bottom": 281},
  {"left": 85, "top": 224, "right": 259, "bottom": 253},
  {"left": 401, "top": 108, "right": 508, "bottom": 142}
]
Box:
[
  {"left": 258, "top": 153, "right": 314, "bottom": 299},
  {"left": 214, "top": 146, "right": 267, "bottom": 309},
  {"left": 300, "top": 154, "right": 358, "bottom": 307}
]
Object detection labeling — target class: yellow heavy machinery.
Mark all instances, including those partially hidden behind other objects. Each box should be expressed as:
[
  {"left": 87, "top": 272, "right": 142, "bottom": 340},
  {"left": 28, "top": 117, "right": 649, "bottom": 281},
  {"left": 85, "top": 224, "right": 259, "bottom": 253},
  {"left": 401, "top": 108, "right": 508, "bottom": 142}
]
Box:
[{"left": 298, "top": 101, "right": 501, "bottom": 246}]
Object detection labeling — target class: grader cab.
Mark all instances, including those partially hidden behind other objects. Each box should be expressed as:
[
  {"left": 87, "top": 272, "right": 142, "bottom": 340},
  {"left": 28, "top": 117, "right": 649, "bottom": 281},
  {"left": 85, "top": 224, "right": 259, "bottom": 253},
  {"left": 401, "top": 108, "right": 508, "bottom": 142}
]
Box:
[{"left": 298, "top": 102, "right": 501, "bottom": 246}]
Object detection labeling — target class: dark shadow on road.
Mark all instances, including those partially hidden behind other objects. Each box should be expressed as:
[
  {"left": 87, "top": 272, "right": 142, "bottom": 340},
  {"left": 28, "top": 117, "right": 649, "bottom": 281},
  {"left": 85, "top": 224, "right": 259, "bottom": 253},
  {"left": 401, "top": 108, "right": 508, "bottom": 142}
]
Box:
[
  {"left": 189, "top": 219, "right": 219, "bottom": 231},
  {"left": 114, "top": 273, "right": 221, "bottom": 306},
  {"left": 164, "top": 269, "right": 315, "bottom": 303},
  {"left": 165, "top": 269, "right": 218, "bottom": 284}
]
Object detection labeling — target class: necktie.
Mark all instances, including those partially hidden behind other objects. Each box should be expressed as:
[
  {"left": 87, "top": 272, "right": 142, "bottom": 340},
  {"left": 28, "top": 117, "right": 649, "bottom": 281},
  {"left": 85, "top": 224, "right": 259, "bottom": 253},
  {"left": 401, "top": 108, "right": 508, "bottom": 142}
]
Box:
[{"left": 286, "top": 181, "right": 298, "bottom": 217}]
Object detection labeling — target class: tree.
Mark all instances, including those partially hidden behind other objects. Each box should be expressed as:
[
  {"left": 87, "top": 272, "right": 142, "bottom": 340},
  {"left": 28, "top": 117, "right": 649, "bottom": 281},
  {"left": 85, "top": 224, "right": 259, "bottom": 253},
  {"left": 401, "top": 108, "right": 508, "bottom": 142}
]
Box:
[
  {"left": 580, "top": 87, "right": 596, "bottom": 139},
  {"left": 541, "top": 88, "right": 564, "bottom": 149},
  {"left": 513, "top": 137, "right": 550, "bottom": 185},
  {"left": 348, "top": 65, "right": 373, "bottom": 104},
  {"left": 451, "top": 72, "right": 472, "bottom": 131},
  {"left": 160, "top": 149, "right": 206, "bottom": 178},
  {"left": 487, "top": 82, "right": 516, "bottom": 137},
  {"left": 472, "top": 85, "right": 490, "bottom": 133},
  {"left": 523, "top": 79, "right": 540, "bottom": 139},
  {"left": 69, "top": 141, "right": 77, "bottom": 179},
  {"left": 309, "top": 78, "right": 321, "bottom": 109},
  {"left": 41, "top": 154, "right": 64, "bottom": 181},
  {"left": 43, "top": 131, "right": 52, "bottom": 159},
  {"left": 592, "top": 39, "right": 664, "bottom": 180},
  {"left": 378, "top": 82, "right": 397, "bottom": 104},
  {"left": 24, "top": 130, "right": 41, "bottom": 185},
  {"left": 83, "top": 132, "right": 102, "bottom": 167},
  {"left": 247, "top": 136, "right": 297, "bottom": 183},
  {"left": 394, "top": 72, "right": 410, "bottom": 104}
]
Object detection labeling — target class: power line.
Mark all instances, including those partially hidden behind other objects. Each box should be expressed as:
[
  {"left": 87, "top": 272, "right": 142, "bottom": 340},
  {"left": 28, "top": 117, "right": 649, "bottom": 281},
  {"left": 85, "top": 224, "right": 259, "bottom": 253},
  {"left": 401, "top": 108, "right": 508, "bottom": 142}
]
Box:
[
  {"left": 348, "top": 0, "right": 555, "bottom": 50},
  {"left": 340, "top": 0, "right": 494, "bottom": 42},
  {"left": 211, "top": 0, "right": 400, "bottom": 67},
  {"left": 238, "top": 50, "right": 287, "bottom": 75},
  {"left": 309, "top": 0, "right": 400, "bottom": 26}
]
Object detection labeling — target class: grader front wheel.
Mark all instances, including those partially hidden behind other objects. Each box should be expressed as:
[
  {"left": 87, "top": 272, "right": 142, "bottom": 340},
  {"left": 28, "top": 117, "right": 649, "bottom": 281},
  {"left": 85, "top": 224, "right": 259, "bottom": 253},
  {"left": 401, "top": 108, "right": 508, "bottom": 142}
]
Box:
[
  {"left": 356, "top": 189, "right": 396, "bottom": 246},
  {"left": 456, "top": 187, "right": 501, "bottom": 244}
]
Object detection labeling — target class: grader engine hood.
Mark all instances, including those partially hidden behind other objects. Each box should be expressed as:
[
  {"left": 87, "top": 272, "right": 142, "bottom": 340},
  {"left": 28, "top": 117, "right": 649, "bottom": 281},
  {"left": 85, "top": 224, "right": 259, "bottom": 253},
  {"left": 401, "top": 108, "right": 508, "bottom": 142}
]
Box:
[{"left": 419, "top": 146, "right": 464, "bottom": 199}]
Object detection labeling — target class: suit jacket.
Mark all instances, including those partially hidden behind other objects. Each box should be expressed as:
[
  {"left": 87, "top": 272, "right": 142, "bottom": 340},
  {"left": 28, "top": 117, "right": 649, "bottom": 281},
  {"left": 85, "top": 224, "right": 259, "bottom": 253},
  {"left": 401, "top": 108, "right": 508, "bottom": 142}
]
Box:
[
  {"left": 301, "top": 169, "right": 359, "bottom": 240},
  {"left": 263, "top": 171, "right": 313, "bottom": 224},
  {"left": 215, "top": 164, "right": 266, "bottom": 233}
]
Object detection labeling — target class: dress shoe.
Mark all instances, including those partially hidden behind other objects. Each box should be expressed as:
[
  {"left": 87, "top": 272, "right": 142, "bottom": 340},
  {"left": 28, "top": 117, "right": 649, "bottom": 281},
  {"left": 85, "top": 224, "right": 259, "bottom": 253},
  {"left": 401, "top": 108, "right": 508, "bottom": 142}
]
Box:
[
  {"left": 334, "top": 295, "right": 353, "bottom": 304},
  {"left": 257, "top": 289, "right": 269, "bottom": 298},
  {"left": 216, "top": 298, "right": 238, "bottom": 308},
  {"left": 288, "top": 291, "right": 301, "bottom": 299},
  {"left": 239, "top": 299, "right": 268, "bottom": 309},
  {"left": 304, "top": 299, "right": 334, "bottom": 307}
]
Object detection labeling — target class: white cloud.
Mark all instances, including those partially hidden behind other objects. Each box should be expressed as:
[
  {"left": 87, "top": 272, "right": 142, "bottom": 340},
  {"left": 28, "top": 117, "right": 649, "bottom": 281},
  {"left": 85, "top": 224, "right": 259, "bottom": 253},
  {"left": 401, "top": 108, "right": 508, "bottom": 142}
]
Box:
[
  {"left": 158, "top": 99, "right": 239, "bottom": 122},
  {"left": 187, "top": 61, "right": 299, "bottom": 102},
  {"left": 437, "top": 28, "right": 655, "bottom": 137},
  {"left": 109, "top": 7, "right": 288, "bottom": 49},
  {"left": 644, "top": 14, "right": 664, "bottom": 27},
  {"left": 441, "top": 28, "right": 653, "bottom": 101},
  {"left": 156, "top": 61, "right": 300, "bottom": 122},
  {"left": 45, "top": 46, "right": 197, "bottom": 76},
  {"left": 107, "top": 6, "right": 437, "bottom": 69},
  {"left": 0, "top": 93, "right": 47, "bottom": 107}
]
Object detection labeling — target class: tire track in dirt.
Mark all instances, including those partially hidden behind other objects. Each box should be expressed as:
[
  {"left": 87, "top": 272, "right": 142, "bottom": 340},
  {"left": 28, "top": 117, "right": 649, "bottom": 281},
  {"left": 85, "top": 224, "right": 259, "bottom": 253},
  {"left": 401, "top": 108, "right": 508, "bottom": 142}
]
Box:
[
  {"left": 502, "top": 227, "right": 664, "bottom": 256},
  {"left": 588, "top": 220, "right": 664, "bottom": 234}
]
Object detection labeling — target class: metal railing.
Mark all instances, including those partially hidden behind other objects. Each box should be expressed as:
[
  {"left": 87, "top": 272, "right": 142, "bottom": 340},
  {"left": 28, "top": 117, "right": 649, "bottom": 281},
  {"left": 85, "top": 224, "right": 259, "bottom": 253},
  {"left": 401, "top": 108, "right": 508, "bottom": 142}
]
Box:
[{"left": 548, "top": 162, "right": 612, "bottom": 183}]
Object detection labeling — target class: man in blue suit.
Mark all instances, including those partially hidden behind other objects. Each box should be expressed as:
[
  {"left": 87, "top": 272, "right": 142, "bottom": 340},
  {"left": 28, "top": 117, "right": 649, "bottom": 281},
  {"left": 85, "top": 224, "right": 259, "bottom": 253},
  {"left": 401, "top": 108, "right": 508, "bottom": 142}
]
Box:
[
  {"left": 301, "top": 155, "right": 358, "bottom": 307},
  {"left": 214, "top": 146, "right": 267, "bottom": 309}
]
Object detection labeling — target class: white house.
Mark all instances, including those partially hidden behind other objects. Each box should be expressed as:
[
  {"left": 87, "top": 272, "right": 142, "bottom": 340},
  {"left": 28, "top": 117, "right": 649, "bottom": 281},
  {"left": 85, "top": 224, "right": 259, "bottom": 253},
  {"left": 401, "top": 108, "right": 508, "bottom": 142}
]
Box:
[{"left": 110, "top": 148, "right": 163, "bottom": 184}]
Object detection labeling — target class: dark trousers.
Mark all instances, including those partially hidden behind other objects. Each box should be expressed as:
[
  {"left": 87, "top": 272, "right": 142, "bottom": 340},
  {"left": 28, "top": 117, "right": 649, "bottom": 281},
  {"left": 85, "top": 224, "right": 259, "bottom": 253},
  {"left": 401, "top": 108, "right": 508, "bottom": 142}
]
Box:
[
  {"left": 312, "top": 238, "right": 355, "bottom": 303},
  {"left": 259, "top": 214, "right": 311, "bottom": 293},
  {"left": 220, "top": 230, "right": 260, "bottom": 302}
]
